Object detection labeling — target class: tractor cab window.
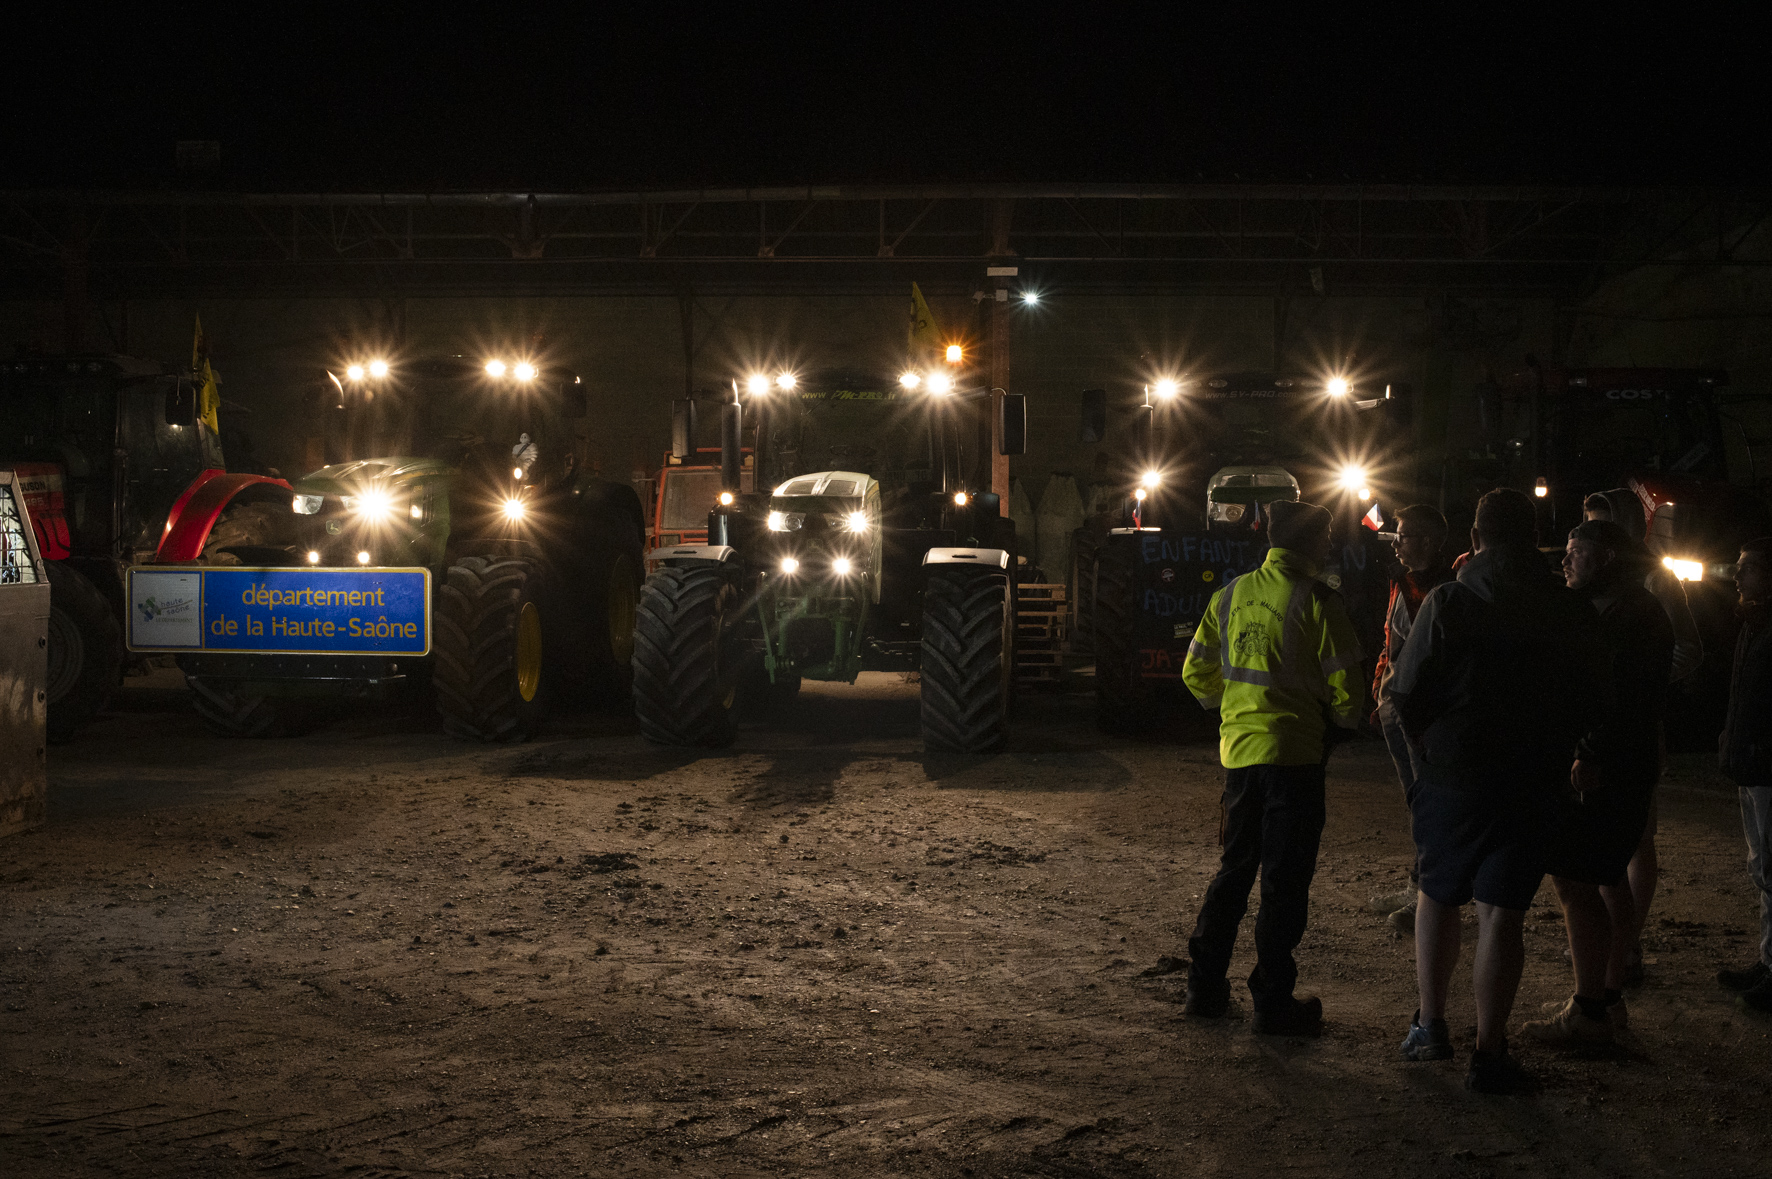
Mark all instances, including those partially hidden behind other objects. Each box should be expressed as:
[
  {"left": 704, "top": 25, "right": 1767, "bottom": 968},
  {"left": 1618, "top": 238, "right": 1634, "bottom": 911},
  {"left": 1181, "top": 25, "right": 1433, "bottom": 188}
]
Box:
[
  {"left": 660, "top": 469, "right": 727, "bottom": 530},
  {"left": 1553, "top": 390, "right": 1726, "bottom": 484}
]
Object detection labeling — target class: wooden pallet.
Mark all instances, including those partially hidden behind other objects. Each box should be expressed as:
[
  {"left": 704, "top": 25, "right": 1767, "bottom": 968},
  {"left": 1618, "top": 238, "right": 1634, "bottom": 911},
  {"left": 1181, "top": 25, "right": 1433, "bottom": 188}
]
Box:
[{"left": 1015, "top": 583, "right": 1072, "bottom": 683}]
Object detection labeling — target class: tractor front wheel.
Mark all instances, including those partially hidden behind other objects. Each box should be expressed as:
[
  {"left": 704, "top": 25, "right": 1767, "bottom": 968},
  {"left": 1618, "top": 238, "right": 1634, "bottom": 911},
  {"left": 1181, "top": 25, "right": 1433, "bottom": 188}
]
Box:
[
  {"left": 187, "top": 678, "right": 327, "bottom": 738},
  {"left": 919, "top": 566, "right": 1013, "bottom": 753},
  {"left": 632, "top": 565, "right": 743, "bottom": 746},
  {"left": 433, "top": 556, "right": 552, "bottom": 742},
  {"left": 45, "top": 562, "right": 122, "bottom": 742}
]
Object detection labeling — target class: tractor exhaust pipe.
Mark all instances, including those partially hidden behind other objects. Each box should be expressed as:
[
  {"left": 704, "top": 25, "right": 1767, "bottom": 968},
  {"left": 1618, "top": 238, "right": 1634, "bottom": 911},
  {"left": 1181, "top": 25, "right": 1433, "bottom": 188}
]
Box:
[{"left": 720, "top": 386, "right": 743, "bottom": 493}]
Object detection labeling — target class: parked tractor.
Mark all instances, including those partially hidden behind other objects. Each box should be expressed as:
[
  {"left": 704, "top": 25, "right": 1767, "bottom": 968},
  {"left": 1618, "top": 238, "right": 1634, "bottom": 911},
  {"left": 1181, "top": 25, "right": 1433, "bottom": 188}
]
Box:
[
  {"left": 1076, "top": 371, "right": 1412, "bottom": 734},
  {"left": 632, "top": 365, "right": 1025, "bottom": 752},
  {"left": 160, "top": 353, "right": 645, "bottom": 741},
  {"left": 0, "top": 351, "right": 289, "bottom": 740}
]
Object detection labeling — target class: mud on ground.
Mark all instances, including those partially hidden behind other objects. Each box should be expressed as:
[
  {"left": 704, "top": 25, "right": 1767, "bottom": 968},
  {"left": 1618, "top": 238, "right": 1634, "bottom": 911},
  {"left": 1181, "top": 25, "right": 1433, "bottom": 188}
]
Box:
[{"left": 3, "top": 671, "right": 1768, "bottom": 1177}]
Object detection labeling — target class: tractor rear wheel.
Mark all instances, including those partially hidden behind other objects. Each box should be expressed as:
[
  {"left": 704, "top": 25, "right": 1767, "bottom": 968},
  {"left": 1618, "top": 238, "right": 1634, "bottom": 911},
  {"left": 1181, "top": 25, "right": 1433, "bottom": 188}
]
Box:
[
  {"left": 632, "top": 565, "right": 743, "bottom": 746},
  {"left": 433, "top": 556, "right": 552, "bottom": 742},
  {"left": 187, "top": 678, "right": 327, "bottom": 738},
  {"left": 45, "top": 562, "right": 122, "bottom": 743},
  {"left": 920, "top": 566, "right": 1013, "bottom": 753},
  {"left": 200, "top": 499, "right": 294, "bottom": 564},
  {"left": 1091, "top": 542, "right": 1139, "bottom": 736}
]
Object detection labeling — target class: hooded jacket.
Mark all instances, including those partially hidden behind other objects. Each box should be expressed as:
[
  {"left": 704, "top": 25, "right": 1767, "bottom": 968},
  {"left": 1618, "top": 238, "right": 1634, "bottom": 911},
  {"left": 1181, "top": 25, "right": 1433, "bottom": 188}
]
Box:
[
  {"left": 1387, "top": 543, "right": 1608, "bottom": 791},
  {"left": 1575, "top": 569, "right": 1675, "bottom": 778}
]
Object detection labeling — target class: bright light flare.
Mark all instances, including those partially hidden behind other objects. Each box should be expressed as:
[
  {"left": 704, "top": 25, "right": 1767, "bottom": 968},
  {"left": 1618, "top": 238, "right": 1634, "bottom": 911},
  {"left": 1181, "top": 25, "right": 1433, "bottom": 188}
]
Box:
[
  {"left": 345, "top": 364, "right": 365, "bottom": 381},
  {"left": 899, "top": 371, "right": 921, "bottom": 389},
  {"left": 1326, "top": 377, "right": 1350, "bottom": 397},
  {"left": 945, "top": 344, "right": 963, "bottom": 363},
  {"left": 1359, "top": 487, "right": 1372, "bottom": 501},
  {"left": 353, "top": 488, "right": 393, "bottom": 521},
  {"left": 409, "top": 502, "right": 423, "bottom": 520},
  {"left": 846, "top": 511, "right": 869, "bottom": 533},
  {"left": 767, "top": 510, "right": 787, "bottom": 532},
  {"left": 1534, "top": 478, "right": 1549, "bottom": 498},
  {"left": 718, "top": 491, "right": 735, "bottom": 506},
  {"left": 776, "top": 372, "right": 796, "bottom": 390},
  {"left": 368, "top": 359, "right": 389, "bottom": 378},
  {"left": 513, "top": 362, "right": 537, "bottom": 381},
  {"left": 779, "top": 557, "right": 799, "bottom": 574},
  {"left": 747, "top": 374, "right": 771, "bottom": 395},
  {"left": 356, "top": 551, "right": 371, "bottom": 565},
  {"left": 1140, "top": 470, "right": 1161, "bottom": 488},
  {"left": 306, "top": 550, "right": 321, "bottom": 565},
  {"left": 1662, "top": 556, "right": 1704, "bottom": 582},
  {"left": 485, "top": 359, "right": 507, "bottom": 377},
  {"left": 953, "top": 491, "right": 969, "bottom": 507},
  {"left": 832, "top": 557, "right": 853, "bottom": 575},
  {"left": 1134, "top": 488, "right": 1148, "bottom": 502},
  {"left": 1338, "top": 465, "right": 1367, "bottom": 491},
  {"left": 1153, "top": 379, "right": 1179, "bottom": 399},
  {"left": 1021, "top": 291, "right": 1039, "bottom": 304},
  {"left": 502, "top": 498, "right": 527, "bottom": 522},
  {"left": 927, "top": 373, "right": 953, "bottom": 394}
]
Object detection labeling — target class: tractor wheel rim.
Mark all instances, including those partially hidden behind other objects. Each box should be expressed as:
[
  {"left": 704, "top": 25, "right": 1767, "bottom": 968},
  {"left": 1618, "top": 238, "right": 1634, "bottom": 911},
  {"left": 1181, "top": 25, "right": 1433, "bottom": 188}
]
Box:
[
  {"left": 516, "top": 601, "right": 543, "bottom": 703},
  {"left": 46, "top": 607, "right": 84, "bottom": 703}
]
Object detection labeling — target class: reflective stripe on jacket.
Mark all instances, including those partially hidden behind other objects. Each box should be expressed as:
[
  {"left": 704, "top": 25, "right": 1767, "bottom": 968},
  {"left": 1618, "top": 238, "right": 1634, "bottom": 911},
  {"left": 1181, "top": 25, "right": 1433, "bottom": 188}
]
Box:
[{"left": 1182, "top": 546, "right": 1366, "bottom": 768}]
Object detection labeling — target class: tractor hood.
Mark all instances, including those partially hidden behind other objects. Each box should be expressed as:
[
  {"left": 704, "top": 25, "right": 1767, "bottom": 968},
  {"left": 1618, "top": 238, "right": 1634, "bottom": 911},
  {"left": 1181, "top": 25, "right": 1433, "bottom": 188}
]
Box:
[
  {"left": 1206, "top": 465, "right": 1300, "bottom": 503},
  {"left": 771, "top": 470, "right": 874, "bottom": 500},
  {"left": 292, "top": 457, "right": 450, "bottom": 497}
]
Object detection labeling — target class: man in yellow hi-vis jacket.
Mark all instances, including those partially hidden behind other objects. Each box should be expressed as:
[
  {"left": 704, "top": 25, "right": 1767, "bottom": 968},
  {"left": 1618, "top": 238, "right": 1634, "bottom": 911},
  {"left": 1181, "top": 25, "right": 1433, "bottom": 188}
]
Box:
[{"left": 1180, "top": 499, "right": 1364, "bottom": 1036}]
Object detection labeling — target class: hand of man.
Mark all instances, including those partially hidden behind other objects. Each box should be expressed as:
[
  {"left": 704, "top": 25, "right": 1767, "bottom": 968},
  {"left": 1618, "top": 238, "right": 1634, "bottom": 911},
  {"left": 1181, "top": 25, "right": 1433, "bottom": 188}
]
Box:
[{"left": 1570, "top": 759, "right": 1603, "bottom": 795}]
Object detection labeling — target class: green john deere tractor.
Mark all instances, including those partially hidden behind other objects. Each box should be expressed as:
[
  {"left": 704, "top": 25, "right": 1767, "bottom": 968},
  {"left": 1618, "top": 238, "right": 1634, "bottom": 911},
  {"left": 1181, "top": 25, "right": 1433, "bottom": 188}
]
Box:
[
  {"left": 632, "top": 365, "right": 1026, "bottom": 753},
  {"left": 174, "top": 353, "right": 644, "bottom": 740}
]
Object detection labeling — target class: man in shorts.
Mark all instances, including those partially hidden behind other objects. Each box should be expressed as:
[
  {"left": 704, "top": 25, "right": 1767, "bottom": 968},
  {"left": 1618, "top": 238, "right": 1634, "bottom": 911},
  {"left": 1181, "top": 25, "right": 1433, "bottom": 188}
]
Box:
[
  {"left": 1386, "top": 488, "right": 1607, "bottom": 1093},
  {"left": 1523, "top": 520, "right": 1673, "bottom": 1047}
]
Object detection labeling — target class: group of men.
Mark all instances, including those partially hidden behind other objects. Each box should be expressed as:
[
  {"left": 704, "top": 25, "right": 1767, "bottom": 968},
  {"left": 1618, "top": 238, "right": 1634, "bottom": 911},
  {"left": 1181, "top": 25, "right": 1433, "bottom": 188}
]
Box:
[{"left": 1178, "top": 489, "right": 1772, "bottom": 1095}]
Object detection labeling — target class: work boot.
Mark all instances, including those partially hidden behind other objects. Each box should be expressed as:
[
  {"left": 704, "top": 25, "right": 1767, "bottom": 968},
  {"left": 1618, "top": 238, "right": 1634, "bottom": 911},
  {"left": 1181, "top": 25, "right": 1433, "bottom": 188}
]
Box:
[
  {"left": 1521, "top": 996, "right": 1613, "bottom": 1049},
  {"left": 1738, "top": 977, "right": 1772, "bottom": 1016},
  {"left": 1717, "top": 960, "right": 1770, "bottom": 991},
  {"left": 1183, "top": 982, "right": 1230, "bottom": 1019},
  {"left": 1465, "top": 1045, "right": 1539, "bottom": 1095},
  {"left": 1367, "top": 887, "right": 1415, "bottom": 915},
  {"left": 1399, "top": 1010, "right": 1453, "bottom": 1061},
  {"left": 1251, "top": 995, "right": 1323, "bottom": 1037},
  {"left": 1387, "top": 899, "right": 1417, "bottom": 935}
]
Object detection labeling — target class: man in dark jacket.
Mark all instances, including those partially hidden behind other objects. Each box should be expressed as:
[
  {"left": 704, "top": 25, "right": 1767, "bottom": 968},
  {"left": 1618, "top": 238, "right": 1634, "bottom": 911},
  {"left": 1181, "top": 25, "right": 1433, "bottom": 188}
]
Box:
[
  {"left": 1718, "top": 537, "right": 1772, "bottom": 1013},
  {"left": 1386, "top": 488, "right": 1607, "bottom": 1093},
  {"left": 1367, "top": 504, "right": 1455, "bottom": 934},
  {"left": 1523, "top": 520, "right": 1674, "bottom": 1047}
]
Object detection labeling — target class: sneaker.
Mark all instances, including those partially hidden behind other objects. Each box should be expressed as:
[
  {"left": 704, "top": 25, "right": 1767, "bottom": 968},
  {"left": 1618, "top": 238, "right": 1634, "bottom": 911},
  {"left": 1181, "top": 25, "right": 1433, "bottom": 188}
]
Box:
[
  {"left": 1367, "top": 887, "right": 1415, "bottom": 915},
  {"left": 1738, "top": 978, "right": 1772, "bottom": 1015},
  {"left": 1252, "top": 995, "right": 1323, "bottom": 1037},
  {"left": 1400, "top": 1010, "right": 1453, "bottom": 1061},
  {"left": 1465, "top": 1046, "right": 1539, "bottom": 1094},
  {"left": 1387, "top": 899, "right": 1417, "bottom": 935},
  {"left": 1184, "top": 984, "right": 1230, "bottom": 1018},
  {"left": 1717, "top": 960, "right": 1770, "bottom": 991},
  {"left": 1521, "top": 996, "right": 1613, "bottom": 1048}
]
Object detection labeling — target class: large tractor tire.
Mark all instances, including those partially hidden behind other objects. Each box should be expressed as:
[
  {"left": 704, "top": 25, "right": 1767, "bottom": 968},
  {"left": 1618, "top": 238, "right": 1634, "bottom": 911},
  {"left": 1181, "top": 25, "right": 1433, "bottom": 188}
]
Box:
[
  {"left": 45, "top": 562, "right": 123, "bottom": 743},
  {"left": 582, "top": 526, "right": 644, "bottom": 700},
  {"left": 1091, "top": 542, "right": 1139, "bottom": 736},
  {"left": 632, "top": 565, "right": 743, "bottom": 747},
  {"left": 200, "top": 499, "right": 295, "bottom": 565},
  {"left": 920, "top": 565, "right": 1014, "bottom": 754},
  {"left": 187, "top": 678, "right": 327, "bottom": 738},
  {"left": 433, "top": 556, "right": 552, "bottom": 742}
]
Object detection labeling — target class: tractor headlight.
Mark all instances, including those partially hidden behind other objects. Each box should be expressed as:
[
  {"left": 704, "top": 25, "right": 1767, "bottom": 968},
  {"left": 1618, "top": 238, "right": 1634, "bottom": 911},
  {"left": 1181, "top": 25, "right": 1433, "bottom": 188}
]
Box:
[
  {"left": 845, "top": 511, "right": 870, "bottom": 533},
  {"left": 1662, "top": 556, "right": 1703, "bottom": 582},
  {"left": 344, "top": 489, "right": 394, "bottom": 521},
  {"left": 927, "top": 373, "right": 953, "bottom": 394},
  {"left": 779, "top": 557, "right": 799, "bottom": 574},
  {"left": 1140, "top": 470, "right": 1161, "bottom": 489},
  {"left": 832, "top": 557, "right": 853, "bottom": 575},
  {"left": 767, "top": 511, "right": 804, "bottom": 532},
  {"left": 1338, "top": 465, "right": 1367, "bottom": 491},
  {"left": 1208, "top": 501, "right": 1247, "bottom": 523},
  {"left": 292, "top": 494, "right": 323, "bottom": 515},
  {"left": 503, "top": 498, "right": 526, "bottom": 522}
]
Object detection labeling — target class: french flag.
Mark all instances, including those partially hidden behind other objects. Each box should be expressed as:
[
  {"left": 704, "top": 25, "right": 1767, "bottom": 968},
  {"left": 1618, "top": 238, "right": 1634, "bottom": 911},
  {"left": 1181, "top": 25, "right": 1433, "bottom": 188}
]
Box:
[{"left": 1362, "top": 502, "right": 1383, "bottom": 531}]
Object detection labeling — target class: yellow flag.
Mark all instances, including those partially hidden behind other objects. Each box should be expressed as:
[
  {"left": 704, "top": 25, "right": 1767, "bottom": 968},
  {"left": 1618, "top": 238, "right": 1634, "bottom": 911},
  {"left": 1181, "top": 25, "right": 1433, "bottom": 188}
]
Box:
[
  {"left": 191, "top": 314, "right": 221, "bottom": 434},
  {"left": 909, "top": 283, "right": 942, "bottom": 355}
]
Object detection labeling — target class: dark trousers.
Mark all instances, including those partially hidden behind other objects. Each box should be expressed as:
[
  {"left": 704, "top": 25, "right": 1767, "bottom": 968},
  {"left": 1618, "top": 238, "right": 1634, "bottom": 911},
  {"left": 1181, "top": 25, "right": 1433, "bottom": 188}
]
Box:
[
  {"left": 1378, "top": 699, "right": 1425, "bottom": 883},
  {"left": 1186, "top": 762, "right": 1327, "bottom": 1012}
]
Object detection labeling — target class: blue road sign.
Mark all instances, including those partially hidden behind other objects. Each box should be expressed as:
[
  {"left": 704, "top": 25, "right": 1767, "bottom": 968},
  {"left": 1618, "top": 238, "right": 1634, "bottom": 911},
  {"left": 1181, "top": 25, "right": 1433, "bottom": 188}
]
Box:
[{"left": 127, "top": 567, "right": 430, "bottom": 656}]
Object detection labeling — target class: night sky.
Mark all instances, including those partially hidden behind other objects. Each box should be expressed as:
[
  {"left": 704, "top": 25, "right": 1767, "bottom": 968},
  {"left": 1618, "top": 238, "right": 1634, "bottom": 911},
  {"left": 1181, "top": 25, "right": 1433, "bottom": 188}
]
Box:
[{"left": 6, "top": 7, "right": 1765, "bottom": 191}]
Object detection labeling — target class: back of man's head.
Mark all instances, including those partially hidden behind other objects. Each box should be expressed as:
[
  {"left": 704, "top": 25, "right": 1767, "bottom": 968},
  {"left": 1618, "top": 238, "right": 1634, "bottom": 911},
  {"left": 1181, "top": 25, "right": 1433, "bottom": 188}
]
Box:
[{"left": 1474, "top": 487, "right": 1538, "bottom": 549}]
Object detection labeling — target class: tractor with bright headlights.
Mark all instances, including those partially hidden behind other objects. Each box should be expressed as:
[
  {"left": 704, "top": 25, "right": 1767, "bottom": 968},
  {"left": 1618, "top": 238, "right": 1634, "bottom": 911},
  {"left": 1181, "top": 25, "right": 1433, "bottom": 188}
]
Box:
[
  {"left": 151, "top": 353, "right": 645, "bottom": 741},
  {"left": 631, "top": 365, "right": 1026, "bottom": 753}
]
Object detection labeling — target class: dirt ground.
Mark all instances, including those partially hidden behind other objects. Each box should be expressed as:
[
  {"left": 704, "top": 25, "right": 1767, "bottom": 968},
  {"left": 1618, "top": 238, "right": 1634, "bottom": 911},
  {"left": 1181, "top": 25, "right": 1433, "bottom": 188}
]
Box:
[{"left": 3, "top": 670, "right": 1769, "bottom": 1178}]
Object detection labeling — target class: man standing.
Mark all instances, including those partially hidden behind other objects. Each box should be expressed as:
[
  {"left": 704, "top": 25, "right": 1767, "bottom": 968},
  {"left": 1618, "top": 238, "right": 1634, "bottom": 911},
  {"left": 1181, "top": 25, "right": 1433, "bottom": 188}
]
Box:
[
  {"left": 1366, "top": 504, "right": 1455, "bottom": 935},
  {"left": 1180, "top": 500, "right": 1364, "bottom": 1036},
  {"left": 1387, "top": 488, "right": 1606, "bottom": 1093},
  {"left": 1718, "top": 537, "right": 1772, "bottom": 1013},
  {"left": 1523, "top": 520, "right": 1673, "bottom": 1048}
]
